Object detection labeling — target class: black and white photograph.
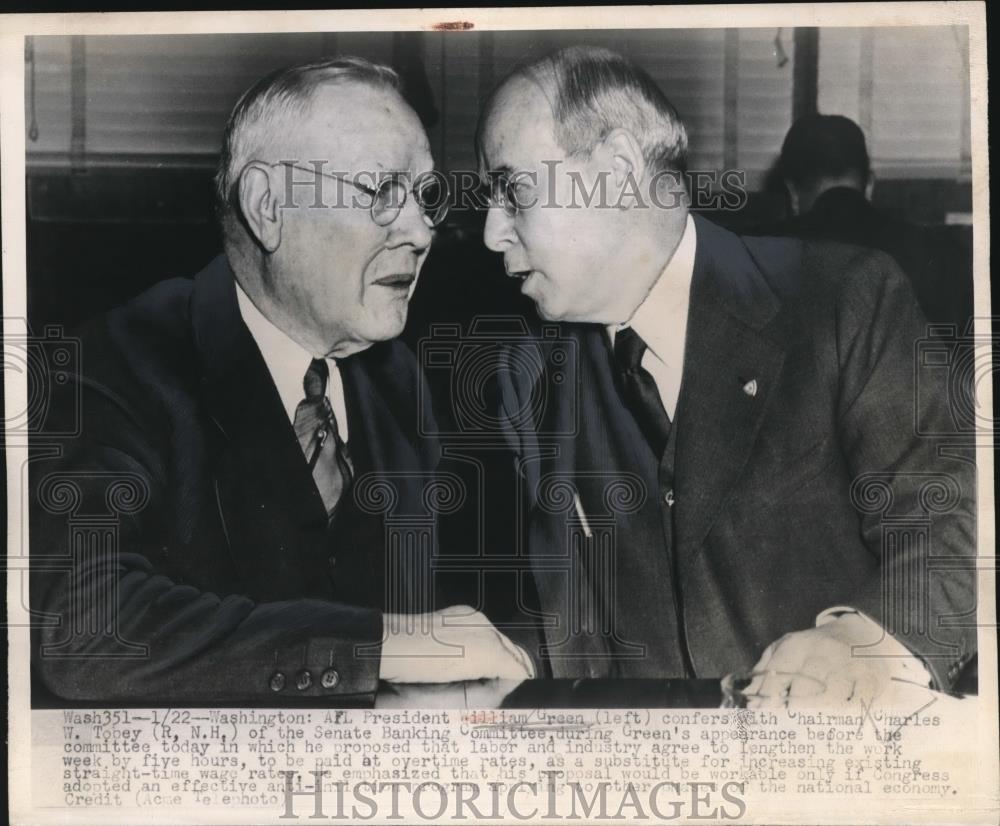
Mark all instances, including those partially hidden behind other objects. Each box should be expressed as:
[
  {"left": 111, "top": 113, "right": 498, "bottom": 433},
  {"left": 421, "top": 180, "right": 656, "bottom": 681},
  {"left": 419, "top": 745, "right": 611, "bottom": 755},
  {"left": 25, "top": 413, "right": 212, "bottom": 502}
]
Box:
[{"left": 3, "top": 4, "right": 995, "bottom": 824}]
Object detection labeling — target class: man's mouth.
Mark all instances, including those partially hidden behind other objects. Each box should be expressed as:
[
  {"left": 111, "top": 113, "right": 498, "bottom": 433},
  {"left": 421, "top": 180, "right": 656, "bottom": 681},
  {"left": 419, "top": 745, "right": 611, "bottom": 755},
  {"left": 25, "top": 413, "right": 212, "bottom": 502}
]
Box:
[
  {"left": 505, "top": 268, "right": 532, "bottom": 281},
  {"left": 373, "top": 273, "right": 416, "bottom": 288}
]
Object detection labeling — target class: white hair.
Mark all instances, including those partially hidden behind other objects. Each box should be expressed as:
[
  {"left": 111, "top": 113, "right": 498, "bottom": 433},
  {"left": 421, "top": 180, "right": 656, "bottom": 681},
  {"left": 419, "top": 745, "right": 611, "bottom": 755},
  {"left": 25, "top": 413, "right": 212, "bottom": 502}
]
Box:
[{"left": 214, "top": 56, "right": 401, "bottom": 233}]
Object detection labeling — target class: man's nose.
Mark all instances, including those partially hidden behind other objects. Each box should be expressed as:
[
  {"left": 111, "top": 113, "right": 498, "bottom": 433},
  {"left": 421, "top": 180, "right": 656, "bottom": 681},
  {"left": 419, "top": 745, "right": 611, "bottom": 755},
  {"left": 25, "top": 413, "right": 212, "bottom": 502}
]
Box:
[
  {"left": 389, "top": 195, "right": 434, "bottom": 251},
  {"left": 483, "top": 205, "right": 516, "bottom": 252}
]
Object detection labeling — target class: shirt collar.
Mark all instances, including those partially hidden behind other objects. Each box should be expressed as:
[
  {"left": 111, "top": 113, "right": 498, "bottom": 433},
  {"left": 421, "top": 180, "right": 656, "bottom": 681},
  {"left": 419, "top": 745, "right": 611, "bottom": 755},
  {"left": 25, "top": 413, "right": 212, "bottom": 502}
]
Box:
[
  {"left": 235, "top": 283, "right": 318, "bottom": 421},
  {"left": 607, "top": 213, "right": 697, "bottom": 366}
]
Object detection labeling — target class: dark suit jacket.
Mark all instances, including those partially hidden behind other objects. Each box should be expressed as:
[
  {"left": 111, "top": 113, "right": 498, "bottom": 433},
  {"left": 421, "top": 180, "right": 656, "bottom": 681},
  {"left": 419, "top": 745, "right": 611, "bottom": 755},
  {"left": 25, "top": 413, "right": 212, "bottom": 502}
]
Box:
[
  {"left": 777, "top": 187, "right": 974, "bottom": 329},
  {"left": 502, "top": 215, "right": 976, "bottom": 688},
  {"left": 30, "top": 255, "right": 451, "bottom": 704}
]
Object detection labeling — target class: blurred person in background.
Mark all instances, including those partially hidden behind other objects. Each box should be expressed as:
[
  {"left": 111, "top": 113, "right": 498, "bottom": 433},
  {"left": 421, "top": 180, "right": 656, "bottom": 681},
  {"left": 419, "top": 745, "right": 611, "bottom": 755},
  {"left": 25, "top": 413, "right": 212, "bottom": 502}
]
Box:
[{"left": 777, "top": 113, "right": 972, "bottom": 329}]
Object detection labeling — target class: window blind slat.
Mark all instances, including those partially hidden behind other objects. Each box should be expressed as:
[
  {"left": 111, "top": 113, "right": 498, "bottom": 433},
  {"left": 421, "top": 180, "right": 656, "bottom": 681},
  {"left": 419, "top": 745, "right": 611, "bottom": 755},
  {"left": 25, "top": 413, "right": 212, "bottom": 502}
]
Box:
[
  {"left": 28, "top": 28, "right": 970, "bottom": 183},
  {"left": 818, "top": 26, "right": 970, "bottom": 179}
]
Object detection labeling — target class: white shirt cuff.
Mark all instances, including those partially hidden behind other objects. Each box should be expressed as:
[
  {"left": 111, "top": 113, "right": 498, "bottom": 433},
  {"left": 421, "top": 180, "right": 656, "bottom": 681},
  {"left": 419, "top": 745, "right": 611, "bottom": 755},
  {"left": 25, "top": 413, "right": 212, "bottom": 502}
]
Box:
[{"left": 815, "top": 606, "right": 932, "bottom": 686}]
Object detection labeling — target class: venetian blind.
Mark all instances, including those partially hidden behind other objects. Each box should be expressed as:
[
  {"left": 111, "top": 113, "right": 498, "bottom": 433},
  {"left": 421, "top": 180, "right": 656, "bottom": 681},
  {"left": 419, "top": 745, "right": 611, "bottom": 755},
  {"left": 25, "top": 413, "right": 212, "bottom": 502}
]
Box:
[
  {"left": 817, "top": 26, "right": 971, "bottom": 178},
  {"left": 28, "top": 28, "right": 968, "bottom": 183}
]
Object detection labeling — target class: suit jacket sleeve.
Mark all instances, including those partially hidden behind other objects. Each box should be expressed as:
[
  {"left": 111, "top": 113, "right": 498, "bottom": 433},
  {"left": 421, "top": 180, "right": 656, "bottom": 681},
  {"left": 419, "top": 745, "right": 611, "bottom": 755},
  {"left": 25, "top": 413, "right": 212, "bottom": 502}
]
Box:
[
  {"left": 831, "top": 249, "right": 977, "bottom": 689},
  {"left": 30, "top": 370, "right": 383, "bottom": 705}
]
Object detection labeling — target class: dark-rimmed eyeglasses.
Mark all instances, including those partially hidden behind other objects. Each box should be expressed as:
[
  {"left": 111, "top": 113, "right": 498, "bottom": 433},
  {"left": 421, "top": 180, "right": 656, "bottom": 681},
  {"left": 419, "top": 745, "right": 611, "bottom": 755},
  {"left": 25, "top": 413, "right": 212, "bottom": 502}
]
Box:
[
  {"left": 272, "top": 162, "right": 450, "bottom": 228},
  {"left": 484, "top": 171, "right": 534, "bottom": 218}
]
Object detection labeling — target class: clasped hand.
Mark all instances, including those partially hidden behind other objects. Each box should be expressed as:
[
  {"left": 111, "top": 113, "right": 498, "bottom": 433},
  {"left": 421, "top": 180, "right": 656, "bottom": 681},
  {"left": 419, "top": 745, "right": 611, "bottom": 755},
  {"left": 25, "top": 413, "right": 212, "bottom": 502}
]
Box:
[
  {"left": 379, "top": 605, "right": 535, "bottom": 684},
  {"left": 744, "top": 615, "right": 906, "bottom": 708}
]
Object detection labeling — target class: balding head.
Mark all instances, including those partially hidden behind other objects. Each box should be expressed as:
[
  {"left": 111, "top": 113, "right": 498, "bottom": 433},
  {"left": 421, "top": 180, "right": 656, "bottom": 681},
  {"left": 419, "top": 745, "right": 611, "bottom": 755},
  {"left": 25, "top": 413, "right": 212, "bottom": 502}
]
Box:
[
  {"left": 475, "top": 46, "right": 690, "bottom": 325},
  {"left": 477, "top": 45, "right": 688, "bottom": 178}
]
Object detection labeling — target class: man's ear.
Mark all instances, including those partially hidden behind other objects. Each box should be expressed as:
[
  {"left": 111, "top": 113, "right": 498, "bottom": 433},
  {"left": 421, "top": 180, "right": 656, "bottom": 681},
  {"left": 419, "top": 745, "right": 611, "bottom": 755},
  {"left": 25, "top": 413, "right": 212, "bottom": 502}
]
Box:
[
  {"left": 601, "top": 128, "right": 647, "bottom": 191},
  {"left": 864, "top": 171, "right": 875, "bottom": 202},
  {"left": 237, "top": 162, "right": 283, "bottom": 253}
]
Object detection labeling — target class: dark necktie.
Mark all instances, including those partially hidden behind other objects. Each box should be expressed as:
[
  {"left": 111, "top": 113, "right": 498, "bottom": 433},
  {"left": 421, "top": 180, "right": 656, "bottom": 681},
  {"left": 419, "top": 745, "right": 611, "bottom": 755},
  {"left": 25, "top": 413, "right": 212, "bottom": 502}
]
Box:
[
  {"left": 292, "top": 358, "right": 353, "bottom": 520},
  {"left": 614, "top": 326, "right": 672, "bottom": 458}
]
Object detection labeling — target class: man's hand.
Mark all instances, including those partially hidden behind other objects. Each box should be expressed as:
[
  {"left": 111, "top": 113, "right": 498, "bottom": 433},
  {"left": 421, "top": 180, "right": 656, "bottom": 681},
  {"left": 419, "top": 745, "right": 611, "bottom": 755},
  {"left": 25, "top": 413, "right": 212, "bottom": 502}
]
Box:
[
  {"left": 379, "top": 605, "right": 536, "bottom": 684},
  {"left": 375, "top": 679, "right": 526, "bottom": 708},
  {"left": 746, "top": 615, "right": 900, "bottom": 708}
]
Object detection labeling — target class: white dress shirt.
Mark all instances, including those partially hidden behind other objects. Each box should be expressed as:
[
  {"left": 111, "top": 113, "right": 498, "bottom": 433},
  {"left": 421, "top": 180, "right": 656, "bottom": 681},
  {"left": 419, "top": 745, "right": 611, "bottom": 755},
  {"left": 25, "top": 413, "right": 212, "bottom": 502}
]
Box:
[
  {"left": 607, "top": 213, "right": 697, "bottom": 420},
  {"left": 235, "top": 284, "right": 350, "bottom": 443}
]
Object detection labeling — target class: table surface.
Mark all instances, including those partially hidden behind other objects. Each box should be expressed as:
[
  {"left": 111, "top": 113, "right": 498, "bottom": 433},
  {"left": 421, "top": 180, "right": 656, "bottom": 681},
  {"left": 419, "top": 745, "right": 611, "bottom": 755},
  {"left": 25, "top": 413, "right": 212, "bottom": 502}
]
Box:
[
  {"left": 374, "top": 678, "right": 724, "bottom": 709},
  {"left": 375, "top": 673, "right": 978, "bottom": 709},
  {"left": 35, "top": 667, "right": 975, "bottom": 709}
]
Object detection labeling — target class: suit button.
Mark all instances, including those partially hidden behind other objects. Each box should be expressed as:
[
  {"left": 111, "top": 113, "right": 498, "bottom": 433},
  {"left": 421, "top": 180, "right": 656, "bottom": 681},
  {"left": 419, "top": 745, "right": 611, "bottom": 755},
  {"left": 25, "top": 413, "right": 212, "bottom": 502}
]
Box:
[
  {"left": 321, "top": 668, "right": 340, "bottom": 689},
  {"left": 269, "top": 672, "right": 286, "bottom": 692},
  {"left": 295, "top": 670, "right": 313, "bottom": 691}
]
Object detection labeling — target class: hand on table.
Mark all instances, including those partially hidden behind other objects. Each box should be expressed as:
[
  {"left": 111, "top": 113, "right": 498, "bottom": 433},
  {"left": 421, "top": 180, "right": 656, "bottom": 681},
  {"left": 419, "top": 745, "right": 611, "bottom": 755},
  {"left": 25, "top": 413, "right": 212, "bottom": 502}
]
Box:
[
  {"left": 375, "top": 678, "right": 526, "bottom": 709},
  {"left": 745, "top": 614, "right": 901, "bottom": 708},
  {"left": 379, "top": 605, "right": 535, "bottom": 684}
]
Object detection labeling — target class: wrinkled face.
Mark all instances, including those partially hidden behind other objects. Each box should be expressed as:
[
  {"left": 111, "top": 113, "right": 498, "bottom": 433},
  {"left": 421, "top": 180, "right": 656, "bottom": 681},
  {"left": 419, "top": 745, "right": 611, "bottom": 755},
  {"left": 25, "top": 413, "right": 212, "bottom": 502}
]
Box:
[
  {"left": 479, "top": 78, "right": 629, "bottom": 323},
  {"left": 268, "top": 82, "right": 435, "bottom": 356}
]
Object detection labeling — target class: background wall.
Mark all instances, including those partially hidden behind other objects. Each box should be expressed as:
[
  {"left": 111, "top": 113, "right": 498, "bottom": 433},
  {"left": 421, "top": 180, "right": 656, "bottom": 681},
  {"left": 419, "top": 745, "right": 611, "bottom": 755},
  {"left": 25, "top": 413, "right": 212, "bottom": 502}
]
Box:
[{"left": 24, "top": 27, "right": 973, "bottom": 329}]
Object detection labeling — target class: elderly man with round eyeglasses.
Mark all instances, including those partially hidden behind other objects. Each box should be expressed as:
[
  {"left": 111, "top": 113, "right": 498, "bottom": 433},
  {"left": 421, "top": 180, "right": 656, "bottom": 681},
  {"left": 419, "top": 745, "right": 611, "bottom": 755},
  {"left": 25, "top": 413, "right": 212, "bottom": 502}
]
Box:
[{"left": 29, "top": 56, "right": 533, "bottom": 705}]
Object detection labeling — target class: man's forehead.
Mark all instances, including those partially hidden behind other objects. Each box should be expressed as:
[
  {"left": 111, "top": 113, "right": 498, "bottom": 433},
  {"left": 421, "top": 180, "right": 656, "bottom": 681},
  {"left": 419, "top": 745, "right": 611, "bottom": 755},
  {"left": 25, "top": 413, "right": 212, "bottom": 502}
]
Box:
[
  {"left": 482, "top": 77, "right": 561, "bottom": 168},
  {"left": 283, "top": 82, "right": 431, "bottom": 170}
]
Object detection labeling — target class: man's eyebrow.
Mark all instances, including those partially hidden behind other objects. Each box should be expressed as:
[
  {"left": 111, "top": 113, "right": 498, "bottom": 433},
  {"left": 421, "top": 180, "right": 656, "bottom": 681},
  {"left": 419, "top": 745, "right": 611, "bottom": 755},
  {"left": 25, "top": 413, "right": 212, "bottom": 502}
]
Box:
[
  {"left": 487, "top": 164, "right": 515, "bottom": 178},
  {"left": 370, "top": 163, "right": 418, "bottom": 177}
]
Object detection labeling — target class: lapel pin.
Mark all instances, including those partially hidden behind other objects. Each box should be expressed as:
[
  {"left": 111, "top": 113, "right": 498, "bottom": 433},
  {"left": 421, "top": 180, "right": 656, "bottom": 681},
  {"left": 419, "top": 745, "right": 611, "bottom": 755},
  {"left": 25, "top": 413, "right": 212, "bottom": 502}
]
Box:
[{"left": 742, "top": 379, "right": 758, "bottom": 398}]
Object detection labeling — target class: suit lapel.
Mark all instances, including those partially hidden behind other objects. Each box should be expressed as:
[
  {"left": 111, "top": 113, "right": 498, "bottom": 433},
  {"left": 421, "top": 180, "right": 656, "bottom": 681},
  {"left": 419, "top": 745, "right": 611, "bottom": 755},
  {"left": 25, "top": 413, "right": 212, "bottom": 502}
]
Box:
[
  {"left": 336, "top": 341, "right": 443, "bottom": 611},
  {"left": 340, "top": 341, "right": 432, "bottom": 476},
  {"left": 673, "top": 217, "right": 786, "bottom": 559},
  {"left": 191, "top": 257, "right": 331, "bottom": 595}
]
